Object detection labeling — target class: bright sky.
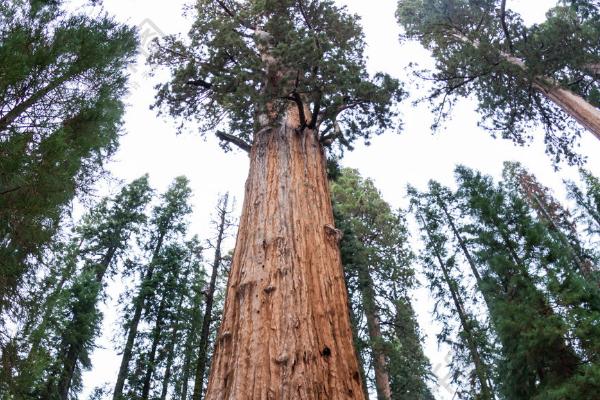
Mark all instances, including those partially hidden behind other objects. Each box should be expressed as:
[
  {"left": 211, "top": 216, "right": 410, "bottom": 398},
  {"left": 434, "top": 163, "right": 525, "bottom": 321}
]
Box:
[{"left": 78, "top": 1, "right": 600, "bottom": 399}]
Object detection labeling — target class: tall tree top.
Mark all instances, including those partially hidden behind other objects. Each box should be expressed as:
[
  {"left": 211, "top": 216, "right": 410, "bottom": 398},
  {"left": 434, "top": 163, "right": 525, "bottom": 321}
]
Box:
[
  {"left": 396, "top": 0, "right": 600, "bottom": 164},
  {"left": 150, "top": 0, "right": 403, "bottom": 153}
]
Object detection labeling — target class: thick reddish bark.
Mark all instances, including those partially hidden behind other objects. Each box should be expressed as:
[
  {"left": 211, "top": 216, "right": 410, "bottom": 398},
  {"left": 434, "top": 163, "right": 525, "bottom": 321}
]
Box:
[{"left": 204, "top": 109, "right": 365, "bottom": 399}]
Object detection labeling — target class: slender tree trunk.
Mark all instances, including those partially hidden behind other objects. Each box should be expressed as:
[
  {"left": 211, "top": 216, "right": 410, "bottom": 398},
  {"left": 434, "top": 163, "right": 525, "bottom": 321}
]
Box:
[
  {"left": 113, "top": 232, "right": 165, "bottom": 400},
  {"left": 0, "top": 74, "right": 70, "bottom": 131},
  {"left": 160, "top": 266, "right": 191, "bottom": 400},
  {"left": 181, "top": 285, "right": 204, "bottom": 400},
  {"left": 204, "top": 109, "right": 365, "bottom": 399},
  {"left": 24, "top": 250, "right": 79, "bottom": 364},
  {"left": 160, "top": 323, "right": 179, "bottom": 400},
  {"left": 419, "top": 216, "right": 493, "bottom": 400},
  {"left": 192, "top": 194, "right": 228, "bottom": 400},
  {"left": 516, "top": 176, "right": 595, "bottom": 280},
  {"left": 42, "top": 246, "right": 117, "bottom": 400},
  {"left": 141, "top": 296, "right": 166, "bottom": 400},
  {"left": 571, "top": 187, "right": 600, "bottom": 229},
  {"left": 357, "top": 266, "right": 391, "bottom": 400},
  {"left": 435, "top": 200, "right": 481, "bottom": 283}
]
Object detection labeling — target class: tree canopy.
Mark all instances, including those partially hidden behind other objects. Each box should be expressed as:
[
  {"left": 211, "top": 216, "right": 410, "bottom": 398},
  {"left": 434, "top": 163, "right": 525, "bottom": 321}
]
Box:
[
  {"left": 150, "top": 0, "right": 403, "bottom": 153},
  {"left": 396, "top": 0, "right": 600, "bottom": 164}
]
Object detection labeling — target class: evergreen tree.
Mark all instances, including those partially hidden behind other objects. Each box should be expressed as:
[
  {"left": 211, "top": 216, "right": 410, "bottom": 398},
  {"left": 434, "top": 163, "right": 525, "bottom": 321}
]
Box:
[
  {"left": 396, "top": 0, "right": 600, "bottom": 164},
  {"left": 174, "top": 262, "right": 208, "bottom": 400},
  {"left": 503, "top": 163, "right": 600, "bottom": 368},
  {"left": 0, "top": 0, "right": 138, "bottom": 310},
  {"left": 454, "top": 166, "right": 596, "bottom": 399},
  {"left": 112, "top": 176, "right": 193, "bottom": 400},
  {"left": 567, "top": 169, "right": 600, "bottom": 238},
  {"left": 37, "top": 176, "right": 152, "bottom": 400},
  {"left": 332, "top": 168, "right": 434, "bottom": 400},
  {"left": 409, "top": 184, "right": 496, "bottom": 400},
  {"left": 150, "top": 1, "right": 403, "bottom": 397},
  {"left": 156, "top": 239, "right": 204, "bottom": 400},
  {"left": 0, "top": 176, "right": 152, "bottom": 399}
]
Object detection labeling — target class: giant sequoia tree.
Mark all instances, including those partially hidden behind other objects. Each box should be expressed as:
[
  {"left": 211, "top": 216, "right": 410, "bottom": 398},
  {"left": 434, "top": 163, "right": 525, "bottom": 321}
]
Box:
[
  {"left": 396, "top": 0, "right": 600, "bottom": 164},
  {"left": 0, "top": 0, "right": 138, "bottom": 311},
  {"left": 150, "top": 1, "right": 402, "bottom": 398}
]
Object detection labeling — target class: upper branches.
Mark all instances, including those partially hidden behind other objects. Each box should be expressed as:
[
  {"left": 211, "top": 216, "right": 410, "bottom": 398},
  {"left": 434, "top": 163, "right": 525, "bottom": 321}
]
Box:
[
  {"left": 150, "top": 0, "right": 404, "bottom": 154},
  {"left": 396, "top": 0, "right": 600, "bottom": 165}
]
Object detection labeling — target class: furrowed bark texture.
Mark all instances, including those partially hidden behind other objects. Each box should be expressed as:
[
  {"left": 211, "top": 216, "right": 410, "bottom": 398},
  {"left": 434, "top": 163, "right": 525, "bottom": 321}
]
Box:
[{"left": 204, "top": 110, "right": 365, "bottom": 399}]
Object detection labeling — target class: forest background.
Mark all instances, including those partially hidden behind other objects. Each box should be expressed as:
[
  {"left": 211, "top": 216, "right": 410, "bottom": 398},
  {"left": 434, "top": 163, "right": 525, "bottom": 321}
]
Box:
[{"left": 50, "top": 0, "right": 600, "bottom": 398}]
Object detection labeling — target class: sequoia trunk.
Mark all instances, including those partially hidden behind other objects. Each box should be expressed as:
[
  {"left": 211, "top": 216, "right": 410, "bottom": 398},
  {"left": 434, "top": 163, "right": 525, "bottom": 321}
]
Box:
[
  {"left": 204, "top": 110, "right": 365, "bottom": 399},
  {"left": 533, "top": 79, "right": 600, "bottom": 142}
]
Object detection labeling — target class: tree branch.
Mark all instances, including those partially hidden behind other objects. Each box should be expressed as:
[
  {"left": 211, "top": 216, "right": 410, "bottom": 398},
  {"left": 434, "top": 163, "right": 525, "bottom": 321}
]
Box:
[
  {"left": 309, "top": 89, "right": 321, "bottom": 129},
  {"left": 186, "top": 79, "right": 212, "bottom": 89},
  {"left": 287, "top": 92, "right": 307, "bottom": 130},
  {"left": 0, "top": 186, "right": 22, "bottom": 196},
  {"left": 500, "top": 0, "right": 514, "bottom": 52},
  {"left": 215, "top": 131, "right": 251, "bottom": 153},
  {"left": 297, "top": 0, "right": 313, "bottom": 30},
  {"left": 319, "top": 119, "right": 343, "bottom": 145},
  {"left": 214, "top": 0, "right": 254, "bottom": 30}
]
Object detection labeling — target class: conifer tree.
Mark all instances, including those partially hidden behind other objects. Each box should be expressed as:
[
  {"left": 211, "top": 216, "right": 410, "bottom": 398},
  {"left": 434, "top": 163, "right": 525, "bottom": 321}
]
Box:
[
  {"left": 396, "top": 0, "right": 600, "bottom": 164},
  {"left": 150, "top": 1, "right": 403, "bottom": 397},
  {"left": 504, "top": 163, "right": 600, "bottom": 365},
  {"left": 112, "top": 177, "right": 192, "bottom": 400},
  {"left": 454, "top": 166, "right": 595, "bottom": 399},
  {"left": 332, "top": 168, "right": 433, "bottom": 400},
  {"left": 175, "top": 265, "right": 207, "bottom": 400},
  {"left": 409, "top": 185, "right": 496, "bottom": 400},
  {"left": 567, "top": 169, "right": 600, "bottom": 237},
  {"left": 37, "top": 176, "right": 152, "bottom": 400},
  {"left": 156, "top": 239, "right": 204, "bottom": 400},
  {"left": 0, "top": 0, "right": 138, "bottom": 309}
]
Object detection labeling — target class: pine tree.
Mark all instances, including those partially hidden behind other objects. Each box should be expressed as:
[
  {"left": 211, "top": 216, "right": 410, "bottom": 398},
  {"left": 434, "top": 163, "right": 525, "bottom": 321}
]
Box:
[
  {"left": 36, "top": 176, "right": 152, "bottom": 400},
  {"left": 454, "top": 166, "right": 593, "bottom": 399},
  {"left": 0, "top": 0, "right": 138, "bottom": 310},
  {"left": 409, "top": 184, "right": 496, "bottom": 400},
  {"left": 396, "top": 0, "right": 600, "bottom": 164},
  {"left": 332, "top": 168, "right": 434, "bottom": 400},
  {"left": 112, "top": 177, "right": 192, "bottom": 400},
  {"left": 150, "top": 1, "right": 403, "bottom": 397}
]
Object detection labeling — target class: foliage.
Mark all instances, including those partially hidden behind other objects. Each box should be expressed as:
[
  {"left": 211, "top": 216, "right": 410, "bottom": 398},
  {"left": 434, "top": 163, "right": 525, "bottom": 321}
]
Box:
[
  {"left": 396, "top": 0, "right": 600, "bottom": 164},
  {"left": 150, "top": 0, "right": 403, "bottom": 153},
  {"left": 332, "top": 168, "right": 434, "bottom": 399},
  {"left": 0, "top": 0, "right": 138, "bottom": 311}
]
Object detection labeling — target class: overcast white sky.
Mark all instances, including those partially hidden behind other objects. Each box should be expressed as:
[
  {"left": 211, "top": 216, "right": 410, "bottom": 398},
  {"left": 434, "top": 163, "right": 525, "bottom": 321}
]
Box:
[{"left": 78, "top": 1, "right": 600, "bottom": 398}]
